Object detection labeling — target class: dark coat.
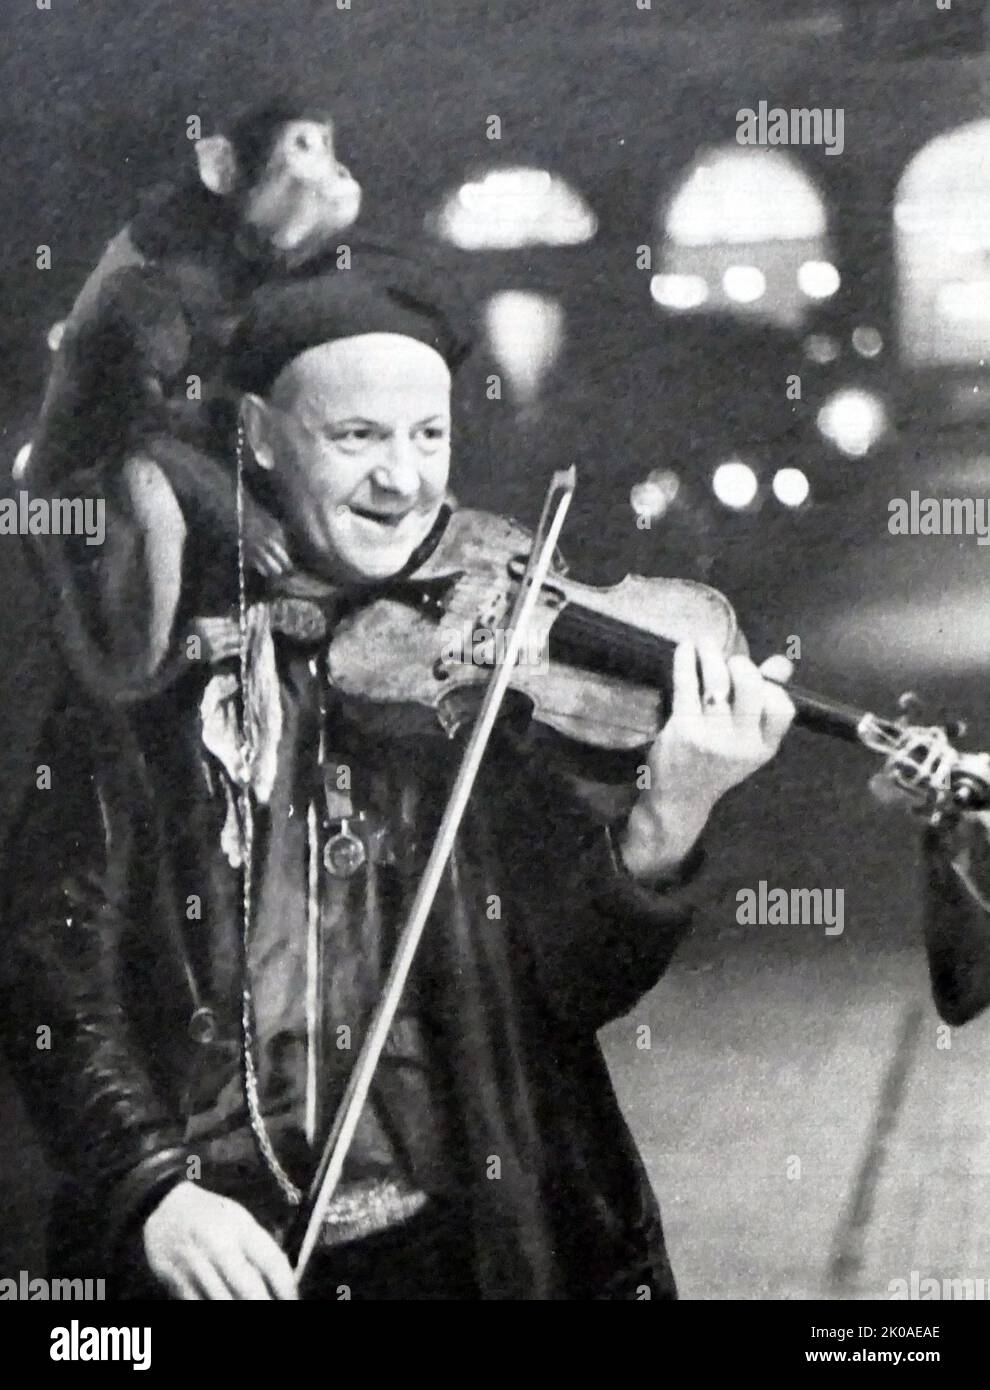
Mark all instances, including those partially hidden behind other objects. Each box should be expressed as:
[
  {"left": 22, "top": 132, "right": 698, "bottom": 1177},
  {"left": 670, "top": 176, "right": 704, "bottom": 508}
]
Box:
[
  {"left": 0, "top": 525, "right": 704, "bottom": 1300},
  {"left": 922, "top": 820, "right": 990, "bottom": 1027}
]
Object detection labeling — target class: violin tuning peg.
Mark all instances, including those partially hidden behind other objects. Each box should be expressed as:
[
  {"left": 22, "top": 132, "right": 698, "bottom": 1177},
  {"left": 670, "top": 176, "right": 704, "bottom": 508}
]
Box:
[{"left": 897, "top": 690, "right": 924, "bottom": 720}]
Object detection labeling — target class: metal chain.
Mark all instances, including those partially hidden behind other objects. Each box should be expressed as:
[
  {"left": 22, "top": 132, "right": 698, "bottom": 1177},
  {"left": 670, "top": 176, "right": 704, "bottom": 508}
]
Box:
[{"left": 235, "top": 420, "right": 302, "bottom": 1208}]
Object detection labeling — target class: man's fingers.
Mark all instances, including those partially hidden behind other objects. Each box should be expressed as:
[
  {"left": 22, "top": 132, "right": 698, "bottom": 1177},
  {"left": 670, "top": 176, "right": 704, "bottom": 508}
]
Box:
[
  {"left": 759, "top": 654, "right": 794, "bottom": 685},
  {"left": 696, "top": 637, "right": 732, "bottom": 706},
  {"left": 187, "top": 1261, "right": 235, "bottom": 1301},
  {"left": 219, "top": 1259, "right": 275, "bottom": 1301},
  {"left": 249, "top": 1250, "right": 298, "bottom": 1302},
  {"left": 189, "top": 1224, "right": 275, "bottom": 1299},
  {"left": 159, "top": 1236, "right": 289, "bottom": 1301},
  {"left": 762, "top": 680, "right": 796, "bottom": 747},
  {"left": 238, "top": 1219, "right": 299, "bottom": 1301},
  {"left": 671, "top": 640, "right": 701, "bottom": 718},
  {"left": 728, "top": 654, "right": 765, "bottom": 726},
  {"left": 167, "top": 1271, "right": 201, "bottom": 1301}
]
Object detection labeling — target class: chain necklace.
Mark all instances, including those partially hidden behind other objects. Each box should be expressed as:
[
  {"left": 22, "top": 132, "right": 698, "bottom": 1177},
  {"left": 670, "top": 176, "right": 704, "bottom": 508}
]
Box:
[{"left": 236, "top": 421, "right": 303, "bottom": 1208}]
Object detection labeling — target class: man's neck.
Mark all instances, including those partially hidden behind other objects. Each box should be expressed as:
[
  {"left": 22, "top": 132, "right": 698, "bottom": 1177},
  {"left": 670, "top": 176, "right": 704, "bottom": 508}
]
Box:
[{"left": 263, "top": 567, "right": 340, "bottom": 602}]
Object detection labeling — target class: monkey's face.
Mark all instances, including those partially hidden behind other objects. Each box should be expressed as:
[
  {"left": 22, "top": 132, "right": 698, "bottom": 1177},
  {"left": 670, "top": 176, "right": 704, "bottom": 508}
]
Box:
[
  {"left": 246, "top": 334, "right": 451, "bottom": 584},
  {"left": 243, "top": 120, "right": 362, "bottom": 255}
]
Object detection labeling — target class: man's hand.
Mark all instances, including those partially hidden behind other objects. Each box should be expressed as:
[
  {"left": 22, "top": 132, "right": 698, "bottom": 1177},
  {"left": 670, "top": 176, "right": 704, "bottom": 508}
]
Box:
[
  {"left": 620, "top": 637, "right": 795, "bottom": 883},
  {"left": 142, "top": 1181, "right": 298, "bottom": 1300}
]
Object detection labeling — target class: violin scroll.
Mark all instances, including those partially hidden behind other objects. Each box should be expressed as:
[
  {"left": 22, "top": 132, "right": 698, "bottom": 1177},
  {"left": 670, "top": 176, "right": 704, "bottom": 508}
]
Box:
[{"left": 864, "top": 695, "right": 990, "bottom": 822}]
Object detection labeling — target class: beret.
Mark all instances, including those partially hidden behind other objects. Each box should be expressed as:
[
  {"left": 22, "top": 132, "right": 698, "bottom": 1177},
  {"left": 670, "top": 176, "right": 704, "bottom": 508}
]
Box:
[{"left": 225, "top": 251, "right": 474, "bottom": 395}]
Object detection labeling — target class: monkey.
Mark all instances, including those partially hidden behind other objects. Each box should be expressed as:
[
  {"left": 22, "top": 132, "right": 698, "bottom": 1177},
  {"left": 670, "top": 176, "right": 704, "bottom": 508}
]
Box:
[
  {"left": 27, "top": 101, "right": 363, "bottom": 547},
  {"left": 21, "top": 100, "right": 364, "bottom": 700}
]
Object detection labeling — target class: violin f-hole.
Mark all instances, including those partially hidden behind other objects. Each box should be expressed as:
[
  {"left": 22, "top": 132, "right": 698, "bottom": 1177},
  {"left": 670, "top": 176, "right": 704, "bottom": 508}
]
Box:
[{"left": 507, "top": 553, "right": 565, "bottom": 608}]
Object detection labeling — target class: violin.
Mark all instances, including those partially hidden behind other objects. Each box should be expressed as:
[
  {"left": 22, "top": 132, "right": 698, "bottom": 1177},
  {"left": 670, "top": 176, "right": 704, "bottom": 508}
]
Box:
[
  {"left": 327, "top": 488, "right": 990, "bottom": 818},
  {"left": 288, "top": 468, "right": 990, "bottom": 1277}
]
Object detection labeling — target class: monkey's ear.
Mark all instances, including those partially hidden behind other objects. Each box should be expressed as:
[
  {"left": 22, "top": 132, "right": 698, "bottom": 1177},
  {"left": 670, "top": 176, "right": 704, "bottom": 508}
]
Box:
[{"left": 195, "top": 136, "right": 241, "bottom": 197}]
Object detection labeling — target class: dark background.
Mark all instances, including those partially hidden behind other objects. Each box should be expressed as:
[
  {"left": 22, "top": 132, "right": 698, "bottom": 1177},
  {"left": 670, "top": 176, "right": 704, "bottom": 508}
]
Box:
[{"left": 2, "top": 0, "right": 990, "bottom": 1294}]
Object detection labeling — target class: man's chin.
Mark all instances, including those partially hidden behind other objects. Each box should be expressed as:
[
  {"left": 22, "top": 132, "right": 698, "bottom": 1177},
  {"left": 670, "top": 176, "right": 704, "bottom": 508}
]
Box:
[
  {"left": 341, "top": 550, "right": 414, "bottom": 582},
  {"left": 315, "top": 524, "right": 429, "bottom": 583}
]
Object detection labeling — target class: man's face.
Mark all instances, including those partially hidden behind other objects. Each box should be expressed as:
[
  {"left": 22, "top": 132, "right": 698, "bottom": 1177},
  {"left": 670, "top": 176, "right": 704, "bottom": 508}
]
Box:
[{"left": 249, "top": 333, "right": 452, "bottom": 583}]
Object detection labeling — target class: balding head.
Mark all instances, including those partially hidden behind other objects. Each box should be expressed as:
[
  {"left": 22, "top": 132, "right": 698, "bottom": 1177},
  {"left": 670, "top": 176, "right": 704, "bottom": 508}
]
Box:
[
  {"left": 268, "top": 332, "right": 452, "bottom": 413},
  {"left": 242, "top": 331, "right": 452, "bottom": 583}
]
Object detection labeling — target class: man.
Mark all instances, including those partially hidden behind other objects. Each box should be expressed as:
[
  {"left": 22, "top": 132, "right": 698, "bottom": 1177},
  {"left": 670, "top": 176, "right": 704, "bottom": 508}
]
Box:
[{"left": 1, "top": 266, "right": 795, "bottom": 1299}]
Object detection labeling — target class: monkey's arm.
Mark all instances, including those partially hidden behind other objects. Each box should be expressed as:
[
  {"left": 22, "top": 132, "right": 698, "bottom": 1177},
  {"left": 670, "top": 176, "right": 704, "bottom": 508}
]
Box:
[
  {"left": 69, "top": 226, "right": 148, "bottom": 330},
  {"left": 117, "top": 458, "right": 187, "bottom": 676},
  {"left": 145, "top": 435, "right": 290, "bottom": 576},
  {"left": 27, "top": 454, "right": 209, "bottom": 706},
  {"left": 26, "top": 255, "right": 190, "bottom": 496},
  {"left": 27, "top": 261, "right": 287, "bottom": 578},
  {"left": 144, "top": 435, "right": 245, "bottom": 526},
  {"left": 105, "top": 452, "right": 283, "bottom": 678},
  {"left": 24, "top": 228, "right": 149, "bottom": 489}
]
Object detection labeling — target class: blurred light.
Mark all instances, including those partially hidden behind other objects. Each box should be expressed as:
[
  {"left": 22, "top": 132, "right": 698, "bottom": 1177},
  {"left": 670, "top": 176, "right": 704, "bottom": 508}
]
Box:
[
  {"left": 816, "top": 388, "right": 888, "bottom": 458},
  {"left": 947, "top": 234, "right": 985, "bottom": 256},
  {"left": 804, "top": 333, "right": 840, "bottom": 365},
  {"left": 650, "top": 273, "right": 708, "bottom": 311},
  {"left": 432, "top": 167, "right": 597, "bottom": 249},
  {"left": 47, "top": 320, "right": 66, "bottom": 352},
  {"left": 893, "top": 201, "right": 933, "bottom": 234},
  {"left": 12, "top": 443, "right": 32, "bottom": 480},
  {"left": 723, "top": 266, "right": 766, "bottom": 304},
  {"left": 772, "top": 468, "right": 810, "bottom": 507},
  {"left": 896, "top": 120, "right": 990, "bottom": 244},
  {"left": 650, "top": 468, "right": 681, "bottom": 502},
  {"left": 484, "top": 291, "right": 565, "bottom": 405},
  {"left": 937, "top": 281, "right": 990, "bottom": 322},
  {"left": 897, "top": 122, "right": 990, "bottom": 368},
  {"left": 630, "top": 468, "right": 681, "bottom": 522},
  {"left": 851, "top": 326, "right": 883, "bottom": 359},
  {"left": 797, "top": 260, "right": 840, "bottom": 299},
  {"left": 712, "top": 460, "right": 759, "bottom": 509},
  {"left": 895, "top": 213, "right": 990, "bottom": 255},
  {"left": 666, "top": 147, "right": 827, "bottom": 246}
]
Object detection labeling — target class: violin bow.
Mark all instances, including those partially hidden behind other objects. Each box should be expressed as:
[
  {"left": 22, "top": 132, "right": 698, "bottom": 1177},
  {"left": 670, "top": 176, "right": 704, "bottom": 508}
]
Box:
[{"left": 284, "top": 466, "right": 578, "bottom": 1278}]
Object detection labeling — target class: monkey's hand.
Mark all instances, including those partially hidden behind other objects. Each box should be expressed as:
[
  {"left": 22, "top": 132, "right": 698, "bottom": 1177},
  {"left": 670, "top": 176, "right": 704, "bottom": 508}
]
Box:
[{"left": 243, "top": 498, "right": 291, "bottom": 577}]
